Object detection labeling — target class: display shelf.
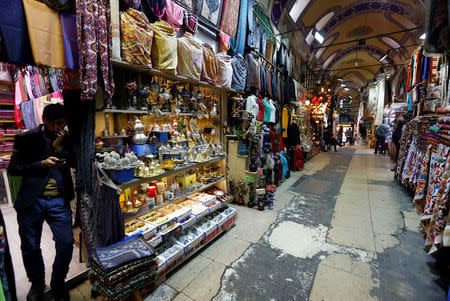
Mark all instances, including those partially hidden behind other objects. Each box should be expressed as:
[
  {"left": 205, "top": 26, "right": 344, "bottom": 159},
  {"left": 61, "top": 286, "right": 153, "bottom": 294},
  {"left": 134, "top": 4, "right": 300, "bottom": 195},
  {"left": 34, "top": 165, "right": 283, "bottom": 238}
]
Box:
[
  {"left": 118, "top": 155, "right": 227, "bottom": 189},
  {"left": 0, "top": 137, "right": 14, "bottom": 141},
  {"left": 244, "top": 170, "right": 257, "bottom": 175},
  {"left": 0, "top": 152, "right": 12, "bottom": 156},
  {"left": 123, "top": 177, "right": 226, "bottom": 222},
  {"left": 99, "top": 108, "right": 196, "bottom": 117},
  {"left": 111, "top": 59, "right": 242, "bottom": 94},
  {"left": 0, "top": 102, "right": 14, "bottom": 106},
  {"left": 0, "top": 120, "right": 15, "bottom": 123},
  {"left": 156, "top": 215, "right": 236, "bottom": 284}
]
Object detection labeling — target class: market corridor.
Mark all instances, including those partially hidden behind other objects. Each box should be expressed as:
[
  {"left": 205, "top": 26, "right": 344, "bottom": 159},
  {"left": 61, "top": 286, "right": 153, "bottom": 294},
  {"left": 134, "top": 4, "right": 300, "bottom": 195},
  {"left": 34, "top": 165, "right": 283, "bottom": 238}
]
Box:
[{"left": 69, "top": 147, "right": 447, "bottom": 301}]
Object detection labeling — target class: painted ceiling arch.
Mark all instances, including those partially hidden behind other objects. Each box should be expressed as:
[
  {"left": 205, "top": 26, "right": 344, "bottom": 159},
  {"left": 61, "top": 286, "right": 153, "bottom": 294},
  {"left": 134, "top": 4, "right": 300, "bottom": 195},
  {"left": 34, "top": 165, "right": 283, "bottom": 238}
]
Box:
[{"left": 282, "top": 0, "right": 424, "bottom": 87}]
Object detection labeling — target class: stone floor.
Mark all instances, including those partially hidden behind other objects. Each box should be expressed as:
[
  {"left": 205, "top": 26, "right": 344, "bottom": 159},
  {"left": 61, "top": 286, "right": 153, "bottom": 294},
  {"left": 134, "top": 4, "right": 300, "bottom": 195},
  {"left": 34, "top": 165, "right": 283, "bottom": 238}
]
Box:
[{"left": 65, "top": 146, "right": 448, "bottom": 300}]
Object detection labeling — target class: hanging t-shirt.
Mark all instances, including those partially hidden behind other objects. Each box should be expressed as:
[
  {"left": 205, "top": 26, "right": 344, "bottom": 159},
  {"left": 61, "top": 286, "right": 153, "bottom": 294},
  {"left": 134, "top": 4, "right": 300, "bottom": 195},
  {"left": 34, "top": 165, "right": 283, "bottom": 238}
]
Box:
[
  {"left": 269, "top": 99, "right": 276, "bottom": 123},
  {"left": 263, "top": 98, "right": 271, "bottom": 122},
  {"left": 257, "top": 96, "right": 265, "bottom": 121},
  {"left": 246, "top": 94, "right": 259, "bottom": 120}
]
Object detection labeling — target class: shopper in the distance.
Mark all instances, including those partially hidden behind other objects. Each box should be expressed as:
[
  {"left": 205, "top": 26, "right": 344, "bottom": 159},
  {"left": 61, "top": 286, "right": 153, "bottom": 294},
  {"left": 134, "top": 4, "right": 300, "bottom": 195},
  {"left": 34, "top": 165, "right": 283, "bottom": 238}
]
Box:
[
  {"left": 374, "top": 122, "right": 391, "bottom": 155},
  {"left": 337, "top": 126, "right": 343, "bottom": 146},
  {"left": 8, "top": 104, "right": 75, "bottom": 301},
  {"left": 391, "top": 114, "right": 409, "bottom": 170}
]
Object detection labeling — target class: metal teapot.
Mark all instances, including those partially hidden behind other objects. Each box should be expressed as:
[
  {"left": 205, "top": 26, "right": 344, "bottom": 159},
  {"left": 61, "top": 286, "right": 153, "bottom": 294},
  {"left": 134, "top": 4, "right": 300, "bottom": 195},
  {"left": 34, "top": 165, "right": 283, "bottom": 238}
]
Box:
[{"left": 130, "top": 118, "right": 148, "bottom": 145}]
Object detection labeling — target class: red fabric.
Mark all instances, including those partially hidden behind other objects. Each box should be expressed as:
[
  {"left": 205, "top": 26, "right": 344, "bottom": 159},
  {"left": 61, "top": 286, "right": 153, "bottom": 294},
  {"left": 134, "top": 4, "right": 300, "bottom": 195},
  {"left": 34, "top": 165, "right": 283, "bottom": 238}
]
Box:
[
  {"left": 279, "top": 135, "right": 285, "bottom": 150},
  {"left": 293, "top": 145, "right": 304, "bottom": 171},
  {"left": 338, "top": 127, "right": 343, "bottom": 135},
  {"left": 256, "top": 95, "right": 265, "bottom": 121}
]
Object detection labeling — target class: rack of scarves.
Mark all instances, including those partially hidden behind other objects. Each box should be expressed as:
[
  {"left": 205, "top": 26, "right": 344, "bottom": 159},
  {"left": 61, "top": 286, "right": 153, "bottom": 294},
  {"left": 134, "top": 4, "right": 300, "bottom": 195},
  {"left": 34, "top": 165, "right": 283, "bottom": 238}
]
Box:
[
  {"left": 406, "top": 45, "right": 450, "bottom": 114},
  {"left": 396, "top": 115, "right": 450, "bottom": 255},
  {"left": 10, "top": 65, "right": 66, "bottom": 129}
]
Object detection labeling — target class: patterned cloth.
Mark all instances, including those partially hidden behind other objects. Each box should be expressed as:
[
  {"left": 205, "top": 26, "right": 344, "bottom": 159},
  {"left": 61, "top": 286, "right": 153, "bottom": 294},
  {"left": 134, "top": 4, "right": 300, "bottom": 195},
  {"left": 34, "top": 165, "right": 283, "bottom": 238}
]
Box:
[
  {"left": 93, "top": 235, "right": 155, "bottom": 272},
  {"left": 76, "top": 0, "right": 115, "bottom": 105},
  {"left": 177, "top": 33, "right": 203, "bottom": 80},
  {"left": 220, "top": 0, "right": 239, "bottom": 38},
  {"left": 414, "top": 145, "right": 432, "bottom": 211},
  {"left": 120, "top": 9, "right": 153, "bottom": 66},
  {"left": 201, "top": 44, "right": 218, "bottom": 84}
]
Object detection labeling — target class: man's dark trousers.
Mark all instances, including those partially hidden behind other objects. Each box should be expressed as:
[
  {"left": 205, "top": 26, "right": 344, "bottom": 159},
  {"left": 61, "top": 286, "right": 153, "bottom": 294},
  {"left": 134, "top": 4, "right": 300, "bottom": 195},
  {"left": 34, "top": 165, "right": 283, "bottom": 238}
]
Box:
[{"left": 16, "top": 196, "right": 73, "bottom": 285}]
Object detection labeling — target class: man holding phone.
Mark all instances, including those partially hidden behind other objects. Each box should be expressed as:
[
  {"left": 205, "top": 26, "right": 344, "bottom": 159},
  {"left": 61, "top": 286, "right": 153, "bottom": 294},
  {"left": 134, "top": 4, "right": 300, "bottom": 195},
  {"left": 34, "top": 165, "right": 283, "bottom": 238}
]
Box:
[{"left": 8, "top": 104, "right": 75, "bottom": 301}]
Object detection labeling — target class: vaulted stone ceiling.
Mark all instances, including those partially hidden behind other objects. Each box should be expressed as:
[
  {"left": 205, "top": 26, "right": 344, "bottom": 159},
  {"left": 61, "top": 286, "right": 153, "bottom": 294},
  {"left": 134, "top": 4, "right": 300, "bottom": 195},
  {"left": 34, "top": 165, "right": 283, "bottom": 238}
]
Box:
[{"left": 284, "top": 0, "right": 426, "bottom": 94}]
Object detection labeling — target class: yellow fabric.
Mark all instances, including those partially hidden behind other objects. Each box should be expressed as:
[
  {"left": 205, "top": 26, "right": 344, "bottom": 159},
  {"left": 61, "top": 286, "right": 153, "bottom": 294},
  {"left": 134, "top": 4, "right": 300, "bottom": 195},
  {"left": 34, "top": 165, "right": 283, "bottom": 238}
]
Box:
[
  {"left": 22, "top": 0, "right": 65, "bottom": 68},
  {"left": 41, "top": 177, "right": 61, "bottom": 197},
  {"left": 281, "top": 107, "right": 289, "bottom": 138},
  {"left": 151, "top": 20, "right": 177, "bottom": 73},
  {"left": 177, "top": 33, "right": 203, "bottom": 80},
  {"left": 201, "top": 44, "right": 218, "bottom": 84},
  {"left": 120, "top": 9, "right": 153, "bottom": 66}
]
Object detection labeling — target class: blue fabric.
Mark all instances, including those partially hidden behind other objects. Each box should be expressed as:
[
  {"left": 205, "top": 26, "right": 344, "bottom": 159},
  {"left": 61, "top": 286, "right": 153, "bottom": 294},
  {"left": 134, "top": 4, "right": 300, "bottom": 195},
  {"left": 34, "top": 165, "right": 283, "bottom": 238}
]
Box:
[
  {"left": 407, "top": 92, "right": 413, "bottom": 111},
  {"left": 246, "top": 0, "right": 255, "bottom": 49},
  {"left": 60, "top": 12, "right": 79, "bottom": 70},
  {"left": 235, "top": 0, "right": 248, "bottom": 55},
  {"left": 0, "top": 254, "right": 11, "bottom": 301},
  {"left": 260, "top": 28, "right": 267, "bottom": 57},
  {"left": 260, "top": 63, "right": 266, "bottom": 95},
  {"left": 0, "top": 0, "right": 34, "bottom": 65},
  {"left": 16, "top": 197, "right": 73, "bottom": 283},
  {"left": 254, "top": 22, "right": 261, "bottom": 52},
  {"left": 272, "top": 70, "right": 278, "bottom": 100},
  {"left": 231, "top": 53, "right": 247, "bottom": 91},
  {"left": 279, "top": 153, "right": 288, "bottom": 182}
]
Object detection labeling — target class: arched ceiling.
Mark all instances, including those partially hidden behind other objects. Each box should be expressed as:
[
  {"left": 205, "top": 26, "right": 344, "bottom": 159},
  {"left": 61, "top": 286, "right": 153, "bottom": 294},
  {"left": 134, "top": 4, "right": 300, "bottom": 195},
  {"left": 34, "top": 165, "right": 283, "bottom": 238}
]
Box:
[{"left": 285, "top": 0, "right": 425, "bottom": 88}]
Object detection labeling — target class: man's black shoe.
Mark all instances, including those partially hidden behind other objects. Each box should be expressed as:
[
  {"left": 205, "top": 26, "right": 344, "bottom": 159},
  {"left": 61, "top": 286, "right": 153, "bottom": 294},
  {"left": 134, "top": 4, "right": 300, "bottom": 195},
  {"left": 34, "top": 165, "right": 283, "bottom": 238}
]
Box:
[
  {"left": 51, "top": 280, "right": 70, "bottom": 301},
  {"left": 27, "top": 281, "right": 45, "bottom": 301}
]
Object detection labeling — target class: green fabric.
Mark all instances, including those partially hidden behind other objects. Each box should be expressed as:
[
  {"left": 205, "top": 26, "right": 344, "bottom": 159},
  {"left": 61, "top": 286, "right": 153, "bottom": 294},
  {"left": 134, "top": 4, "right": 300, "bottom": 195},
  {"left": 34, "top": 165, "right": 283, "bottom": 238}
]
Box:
[
  {"left": 253, "top": 3, "right": 274, "bottom": 38},
  {"left": 7, "top": 173, "right": 22, "bottom": 203},
  {"left": 41, "top": 177, "right": 61, "bottom": 197},
  {"left": 263, "top": 98, "right": 271, "bottom": 123},
  {"left": 0, "top": 277, "right": 5, "bottom": 301}
]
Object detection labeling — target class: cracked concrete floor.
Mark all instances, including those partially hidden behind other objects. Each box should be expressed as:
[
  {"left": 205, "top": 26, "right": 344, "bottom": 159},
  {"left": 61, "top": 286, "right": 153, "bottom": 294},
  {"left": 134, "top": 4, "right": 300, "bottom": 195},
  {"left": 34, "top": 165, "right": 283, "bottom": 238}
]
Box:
[{"left": 70, "top": 147, "right": 448, "bottom": 300}]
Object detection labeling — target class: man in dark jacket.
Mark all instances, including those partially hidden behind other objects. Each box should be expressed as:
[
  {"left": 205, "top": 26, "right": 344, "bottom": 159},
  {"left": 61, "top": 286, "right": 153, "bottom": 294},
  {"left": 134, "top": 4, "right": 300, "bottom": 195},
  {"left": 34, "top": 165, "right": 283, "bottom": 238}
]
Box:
[
  {"left": 8, "top": 104, "right": 75, "bottom": 301},
  {"left": 374, "top": 123, "right": 391, "bottom": 155}
]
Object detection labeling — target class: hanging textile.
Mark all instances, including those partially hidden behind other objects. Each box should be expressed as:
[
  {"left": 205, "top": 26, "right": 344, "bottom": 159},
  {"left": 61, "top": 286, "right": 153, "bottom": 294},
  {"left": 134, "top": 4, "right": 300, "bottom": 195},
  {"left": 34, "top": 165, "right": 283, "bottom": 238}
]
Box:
[
  {"left": 60, "top": 12, "right": 80, "bottom": 70},
  {"left": 120, "top": 8, "right": 153, "bottom": 66},
  {"left": 218, "top": 32, "right": 231, "bottom": 52},
  {"left": 230, "top": 53, "right": 247, "bottom": 91},
  {"left": 201, "top": 44, "right": 218, "bottom": 84},
  {"left": 220, "top": 0, "right": 240, "bottom": 38},
  {"left": 177, "top": 33, "right": 203, "bottom": 80},
  {"left": 22, "top": 0, "right": 65, "bottom": 68},
  {"left": 270, "top": 0, "right": 288, "bottom": 28},
  {"left": 0, "top": 0, "right": 34, "bottom": 65},
  {"left": 424, "top": 0, "right": 449, "bottom": 55},
  {"left": 235, "top": 0, "right": 248, "bottom": 55},
  {"left": 142, "top": 0, "right": 166, "bottom": 23},
  {"left": 216, "top": 51, "right": 232, "bottom": 88},
  {"left": 151, "top": 20, "right": 177, "bottom": 73},
  {"left": 164, "top": 0, "right": 184, "bottom": 31},
  {"left": 76, "top": 0, "right": 115, "bottom": 105}
]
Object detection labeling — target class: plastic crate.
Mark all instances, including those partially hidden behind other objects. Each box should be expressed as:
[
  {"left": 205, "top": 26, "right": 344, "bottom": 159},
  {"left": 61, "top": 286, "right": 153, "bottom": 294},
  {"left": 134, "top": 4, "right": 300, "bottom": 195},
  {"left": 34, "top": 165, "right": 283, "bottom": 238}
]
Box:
[
  {"left": 105, "top": 168, "right": 134, "bottom": 183},
  {"left": 131, "top": 144, "right": 151, "bottom": 156}
]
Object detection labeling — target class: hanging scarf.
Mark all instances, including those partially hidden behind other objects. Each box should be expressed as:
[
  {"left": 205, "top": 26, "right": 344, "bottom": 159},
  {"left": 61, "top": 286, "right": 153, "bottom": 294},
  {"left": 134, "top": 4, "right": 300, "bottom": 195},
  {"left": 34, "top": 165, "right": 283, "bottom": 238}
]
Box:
[{"left": 76, "top": 0, "right": 115, "bottom": 105}]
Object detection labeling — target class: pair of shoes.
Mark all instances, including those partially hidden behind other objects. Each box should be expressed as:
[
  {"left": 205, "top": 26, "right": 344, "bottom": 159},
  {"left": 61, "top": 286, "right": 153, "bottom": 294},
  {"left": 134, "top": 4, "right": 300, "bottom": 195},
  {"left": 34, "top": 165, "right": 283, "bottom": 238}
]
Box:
[
  {"left": 27, "top": 281, "right": 45, "bottom": 301},
  {"left": 51, "top": 280, "right": 70, "bottom": 301}
]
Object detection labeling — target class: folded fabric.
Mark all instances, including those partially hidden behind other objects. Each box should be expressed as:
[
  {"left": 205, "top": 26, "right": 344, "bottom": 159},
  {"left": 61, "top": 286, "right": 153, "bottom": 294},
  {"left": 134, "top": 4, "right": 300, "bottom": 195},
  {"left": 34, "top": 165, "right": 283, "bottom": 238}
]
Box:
[
  {"left": 177, "top": 33, "right": 203, "bottom": 80},
  {"left": 151, "top": 20, "right": 178, "bottom": 73},
  {"left": 216, "top": 51, "right": 232, "bottom": 88},
  {"left": 201, "top": 44, "right": 218, "bottom": 84},
  {"left": 121, "top": 8, "right": 153, "bottom": 66},
  {"left": 93, "top": 235, "right": 155, "bottom": 273}
]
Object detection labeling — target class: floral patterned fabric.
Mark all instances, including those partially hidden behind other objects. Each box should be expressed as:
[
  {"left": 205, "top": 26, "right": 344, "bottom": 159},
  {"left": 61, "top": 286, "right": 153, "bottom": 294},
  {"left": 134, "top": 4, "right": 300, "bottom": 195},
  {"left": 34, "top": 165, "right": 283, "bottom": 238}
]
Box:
[
  {"left": 120, "top": 9, "right": 153, "bottom": 66},
  {"left": 76, "top": 0, "right": 115, "bottom": 105}
]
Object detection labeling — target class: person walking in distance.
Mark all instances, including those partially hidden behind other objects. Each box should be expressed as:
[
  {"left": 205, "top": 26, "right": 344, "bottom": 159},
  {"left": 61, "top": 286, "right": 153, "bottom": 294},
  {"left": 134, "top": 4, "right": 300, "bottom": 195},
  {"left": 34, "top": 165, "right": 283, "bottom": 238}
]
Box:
[
  {"left": 8, "top": 104, "right": 76, "bottom": 301},
  {"left": 374, "top": 122, "right": 391, "bottom": 155}
]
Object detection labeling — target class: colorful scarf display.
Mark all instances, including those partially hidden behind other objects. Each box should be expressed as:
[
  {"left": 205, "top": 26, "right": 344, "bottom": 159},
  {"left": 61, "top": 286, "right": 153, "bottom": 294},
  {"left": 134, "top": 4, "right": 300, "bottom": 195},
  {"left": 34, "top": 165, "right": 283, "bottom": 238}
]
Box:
[{"left": 76, "top": 0, "right": 115, "bottom": 105}]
